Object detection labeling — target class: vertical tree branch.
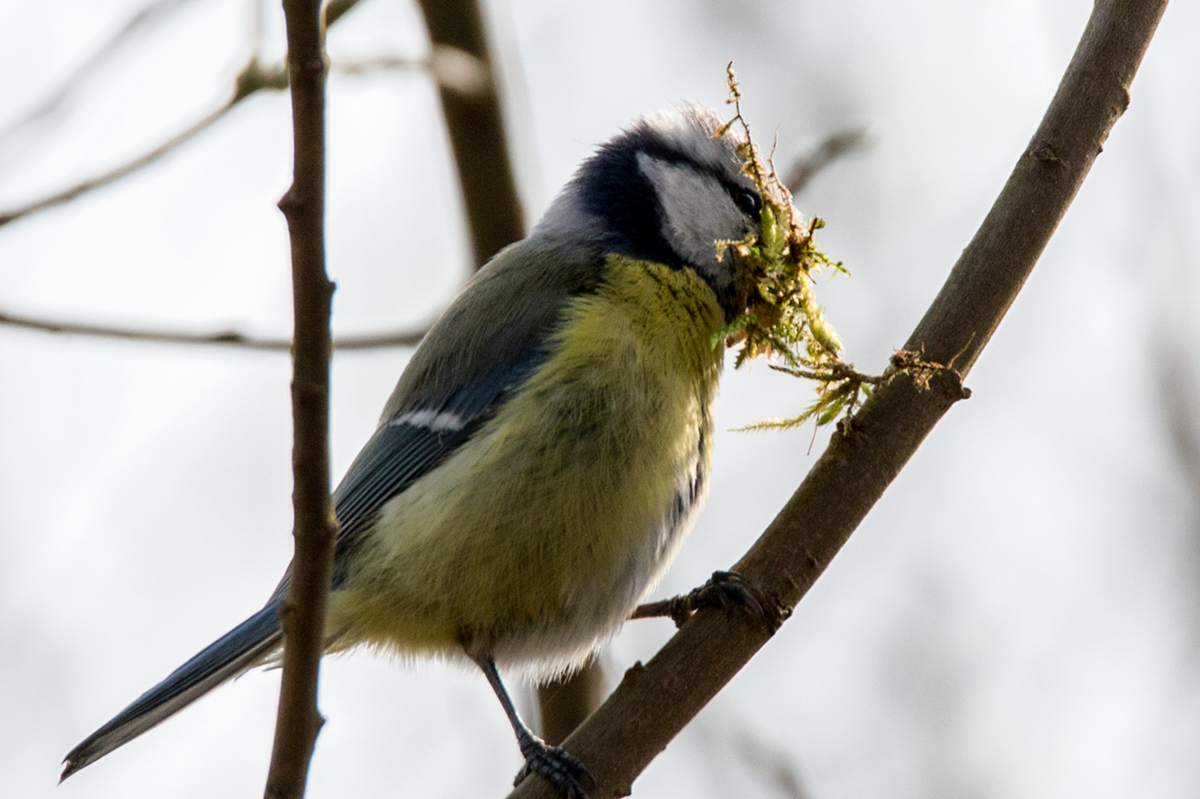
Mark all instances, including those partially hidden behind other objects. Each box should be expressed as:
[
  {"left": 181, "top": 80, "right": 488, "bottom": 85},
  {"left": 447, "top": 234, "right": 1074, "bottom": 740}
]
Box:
[
  {"left": 264, "top": 1, "right": 335, "bottom": 798},
  {"left": 537, "top": 660, "right": 605, "bottom": 746},
  {"left": 416, "top": 0, "right": 525, "bottom": 270},
  {"left": 508, "top": 0, "right": 1169, "bottom": 796}
]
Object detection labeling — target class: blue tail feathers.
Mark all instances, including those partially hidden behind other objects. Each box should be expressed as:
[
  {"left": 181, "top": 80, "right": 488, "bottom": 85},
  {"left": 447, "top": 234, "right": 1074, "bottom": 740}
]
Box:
[{"left": 61, "top": 603, "right": 283, "bottom": 780}]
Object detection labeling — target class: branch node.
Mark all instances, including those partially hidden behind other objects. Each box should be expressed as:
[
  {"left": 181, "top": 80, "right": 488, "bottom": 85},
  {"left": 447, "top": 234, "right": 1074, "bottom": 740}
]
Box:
[
  {"left": 429, "top": 44, "right": 493, "bottom": 99},
  {"left": 235, "top": 58, "right": 289, "bottom": 103},
  {"left": 1029, "top": 142, "right": 1066, "bottom": 165},
  {"left": 763, "top": 593, "right": 792, "bottom": 632},
  {"left": 294, "top": 56, "right": 328, "bottom": 75},
  {"left": 835, "top": 413, "right": 864, "bottom": 440},
  {"left": 211, "top": 330, "right": 245, "bottom": 343},
  {"left": 277, "top": 600, "right": 297, "bottom": 625},
  {"left": 619, "top": 662, "right": 645, "bottom": 689},
  {"left": 278, "top": 187, "right": 301, "bottom": 215},
  {"left": 887, "top": 349, "right": 969, "bottom": 399}
]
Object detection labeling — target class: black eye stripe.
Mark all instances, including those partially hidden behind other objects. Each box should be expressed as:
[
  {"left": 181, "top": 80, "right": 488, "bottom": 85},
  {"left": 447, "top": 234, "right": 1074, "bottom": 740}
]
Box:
[
  {"left": 608, "top": 134, "right": 760, "bottom": 213},
  {"left": 577, "top": 128, "right": 762, "bottom": 271}
]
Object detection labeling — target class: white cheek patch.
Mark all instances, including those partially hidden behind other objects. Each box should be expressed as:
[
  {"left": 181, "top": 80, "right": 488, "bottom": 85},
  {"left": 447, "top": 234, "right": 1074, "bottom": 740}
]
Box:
[
  {"left": 390, "top": 409, "right": 467, "bottom": 432},
  {"left": 636, "top": 152, "right": 747, "bottom": 275}
]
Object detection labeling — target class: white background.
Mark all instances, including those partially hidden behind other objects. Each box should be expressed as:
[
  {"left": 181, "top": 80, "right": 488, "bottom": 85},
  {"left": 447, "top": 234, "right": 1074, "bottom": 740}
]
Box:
[{"left": 2, "top": 1, "right": 1199, "bottom": 797}]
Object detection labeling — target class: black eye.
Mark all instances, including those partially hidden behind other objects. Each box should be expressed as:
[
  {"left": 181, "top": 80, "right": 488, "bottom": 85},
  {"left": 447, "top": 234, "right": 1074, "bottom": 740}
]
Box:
[{"left": 733, "top": 188, "right": 761, "bottom": 216}]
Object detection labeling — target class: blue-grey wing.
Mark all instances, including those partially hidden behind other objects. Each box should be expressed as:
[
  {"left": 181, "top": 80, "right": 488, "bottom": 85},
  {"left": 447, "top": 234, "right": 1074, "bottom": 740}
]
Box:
[
  {"left": 269, "top": 240, "right": 606, "bottom": 600},
  {"left": 329, "top": 350, "right": 546, "bottom": 567},
  {"left": 68, "top": 240, "right": 609, "bottom": 777}
]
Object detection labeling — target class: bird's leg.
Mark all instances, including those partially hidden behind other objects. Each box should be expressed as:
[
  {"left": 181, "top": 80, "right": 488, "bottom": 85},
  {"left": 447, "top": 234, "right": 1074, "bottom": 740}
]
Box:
[
  {"left": 471, "top": 653, "right": 593, "bottom": 799},
  {"left": 631, "top": 570, "right": 785, "bottom": 631}
]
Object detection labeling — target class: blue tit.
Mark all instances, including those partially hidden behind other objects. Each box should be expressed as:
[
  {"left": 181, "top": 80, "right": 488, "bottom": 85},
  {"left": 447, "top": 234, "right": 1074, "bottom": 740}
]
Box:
[{"left": 62, "top": 105, "right": 766, "bottom": 797}]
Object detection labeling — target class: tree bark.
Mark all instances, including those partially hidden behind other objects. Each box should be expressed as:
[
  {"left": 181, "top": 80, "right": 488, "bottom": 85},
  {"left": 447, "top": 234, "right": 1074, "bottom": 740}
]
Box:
[{"left": 263, "top": 1, "right": 336, "bottom": 798}]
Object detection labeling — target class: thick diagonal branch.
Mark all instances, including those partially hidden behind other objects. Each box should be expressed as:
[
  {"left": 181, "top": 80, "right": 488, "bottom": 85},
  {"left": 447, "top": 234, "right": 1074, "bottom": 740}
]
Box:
[{"left": 508, "top": 1, "right": 1169, "bottom": 796}]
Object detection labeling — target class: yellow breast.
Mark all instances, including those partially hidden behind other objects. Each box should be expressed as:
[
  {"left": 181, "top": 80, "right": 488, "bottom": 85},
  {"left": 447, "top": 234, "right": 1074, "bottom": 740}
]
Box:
[{"left": 326, "top": 255, "right": 725, "bottom": 671}]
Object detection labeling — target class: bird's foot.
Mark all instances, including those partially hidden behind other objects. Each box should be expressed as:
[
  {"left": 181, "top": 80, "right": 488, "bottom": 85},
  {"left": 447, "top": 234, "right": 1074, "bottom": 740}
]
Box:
[
  {"left": 632, "top": 570, "right": 785, "bottom": 631},
  {"left": 514, "top": 734, "right": 593, "bottom": 799}
]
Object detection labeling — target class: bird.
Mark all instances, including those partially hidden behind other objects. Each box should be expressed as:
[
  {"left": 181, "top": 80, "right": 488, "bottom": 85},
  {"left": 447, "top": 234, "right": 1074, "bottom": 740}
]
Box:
[{"left": 62, "top": 104, "right": 768, "bottom": 798}]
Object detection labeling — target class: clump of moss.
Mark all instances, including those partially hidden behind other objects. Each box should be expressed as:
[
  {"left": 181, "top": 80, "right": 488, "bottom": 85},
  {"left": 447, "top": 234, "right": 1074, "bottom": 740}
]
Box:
[{"left": 712, "top": 64, "right": 876, "bottom": 430}]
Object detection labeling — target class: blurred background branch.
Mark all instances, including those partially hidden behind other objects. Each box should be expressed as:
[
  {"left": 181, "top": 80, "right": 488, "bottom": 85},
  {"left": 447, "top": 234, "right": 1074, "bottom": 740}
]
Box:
[
  {"left": 415, "top": 0, "right": 525, "bottom": 271},
  {"left": 0, "top": 307, "right": 428, "bottom": 350},
  {"left": 784, "top": 127, "right": 868, "bottom": 195},
  {"left": 322, "top": 0, "right": 365, "bottom": 28},
  {"left": 1159, "top": 342, "right": 1200, "bottom": 494},
  {"left": 536, "top": 659, "right": 605, "bottom": 748},
  {"left": 0, "top": 0, "right": 492, "bottom": 232},
  {"left": 730, "top": 729, "right": 811, "bottom": 799},
  {"left": 0, "top": 0, "right": 529, "bottom": 354},
  {"left": 0, "top": 0, "right": 199, "bottom": 146},
  {"left": 0, "top": 86, "right": 264, "bottom": 229}
]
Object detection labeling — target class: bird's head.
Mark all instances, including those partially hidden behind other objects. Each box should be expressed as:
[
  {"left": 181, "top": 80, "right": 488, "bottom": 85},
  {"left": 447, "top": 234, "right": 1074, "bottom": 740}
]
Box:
[{"left": 533, "top": 105, "right": 768, "bottom": 317}]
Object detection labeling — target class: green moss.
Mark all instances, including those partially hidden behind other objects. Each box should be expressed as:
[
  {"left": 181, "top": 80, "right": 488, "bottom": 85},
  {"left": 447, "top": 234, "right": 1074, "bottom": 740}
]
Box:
[{"left": 713, "top": 64, "right": 873, "bottom": 431}]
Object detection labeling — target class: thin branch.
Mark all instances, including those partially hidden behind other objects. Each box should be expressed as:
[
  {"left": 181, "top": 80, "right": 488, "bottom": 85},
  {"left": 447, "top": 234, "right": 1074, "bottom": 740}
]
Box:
[
  {"left": 0, "top": 100, "right": 238, "bottom": 228},
  {"left": 1159, "top": 342, "right": 1200, "bottom": 499},
  {"left": 0, "top": 0, "right": 380, "bottom": 231},
  {"left": 323, "top": 0, "right": 365, "bottom": 28},
  {"left": 731, "top": 729, "right": 810, "bottom": 799},
  {"left": 331, "top": 56, "right": 427, "bottom": 75},
  {"left": 0, "top": 0, "right": 196, "bottom": 146},
  {"left": 0, "top": 46, "right": 459, "bottom": 231},
  {"left": 264, "top": 0, "right": 333, "bottom": 797},
  {"left": 784, "top": 127, "right": 868, "bottom": 195},
  {"left": 416, "top": 0, "right": 526, "bottom": 269},
  {"left": 508, "top": 1, "right": 1169, "bottom": 796},
  {"left": 0, "top": 308, "right": 428, "bottom": 350},
  {"left": 331, "top": 48, "right": 494, "bottom": 98},
  {"left": 0, "top": 57, "right": 289, "bottom": 230}
]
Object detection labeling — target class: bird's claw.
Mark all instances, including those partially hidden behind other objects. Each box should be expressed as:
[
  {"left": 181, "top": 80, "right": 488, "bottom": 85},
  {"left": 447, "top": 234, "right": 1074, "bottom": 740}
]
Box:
[
  {"left": 691, "top": 570, "right": 765, "bottom": 617},
  {"left": 514, "top": 736, "right": 593, "bottom": 799},
  {"left": 634, "top": 570, "right": 785, "bottom": 631}
]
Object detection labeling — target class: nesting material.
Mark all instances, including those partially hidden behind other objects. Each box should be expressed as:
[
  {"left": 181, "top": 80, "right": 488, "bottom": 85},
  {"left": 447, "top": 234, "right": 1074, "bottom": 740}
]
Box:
[{"left": 713, "top": 65, "right": 875, "bottom": 431}]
